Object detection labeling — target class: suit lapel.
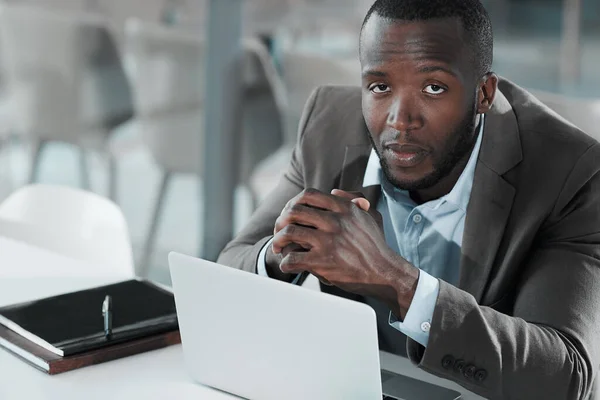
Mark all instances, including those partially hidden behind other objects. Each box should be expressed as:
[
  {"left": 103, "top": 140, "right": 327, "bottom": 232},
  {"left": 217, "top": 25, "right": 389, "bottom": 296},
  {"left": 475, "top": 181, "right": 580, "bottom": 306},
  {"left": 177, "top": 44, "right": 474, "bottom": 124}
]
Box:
[
  {"left": 338, "top": 145, "right": 381, "bottom": 206},
  {"left": 458, "top": 89, "right": 522, "bottom": 303},
  {"left": 459, "top": 164, "right": 516, "bottom": 302}
]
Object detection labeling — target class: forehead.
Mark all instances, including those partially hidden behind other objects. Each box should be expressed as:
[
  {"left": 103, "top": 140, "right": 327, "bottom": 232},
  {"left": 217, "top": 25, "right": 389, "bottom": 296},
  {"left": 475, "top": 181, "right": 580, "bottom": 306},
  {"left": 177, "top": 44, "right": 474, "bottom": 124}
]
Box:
[{"left": 360, "top": 16, "right": 473, "bottom": 77}]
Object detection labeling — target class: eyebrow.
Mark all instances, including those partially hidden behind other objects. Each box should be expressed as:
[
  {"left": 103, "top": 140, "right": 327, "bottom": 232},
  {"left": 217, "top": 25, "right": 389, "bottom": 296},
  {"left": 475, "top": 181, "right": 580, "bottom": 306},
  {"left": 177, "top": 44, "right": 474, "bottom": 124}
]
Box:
[
  {"left": 362, "top": 65, "right": 459, "bottom": 80},
  {"left": 361, "top": 70, "right": 387, "bottom": 79},
  {"left": 417, "top": 65, "right": 458, "bottom": 78}
]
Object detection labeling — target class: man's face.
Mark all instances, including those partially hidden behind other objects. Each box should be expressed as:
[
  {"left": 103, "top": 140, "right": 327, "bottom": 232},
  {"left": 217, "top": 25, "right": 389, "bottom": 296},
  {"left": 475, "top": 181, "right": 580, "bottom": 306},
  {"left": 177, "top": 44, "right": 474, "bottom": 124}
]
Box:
[{"left": 360, "top": 15, "right": 481, "bottom": 192}]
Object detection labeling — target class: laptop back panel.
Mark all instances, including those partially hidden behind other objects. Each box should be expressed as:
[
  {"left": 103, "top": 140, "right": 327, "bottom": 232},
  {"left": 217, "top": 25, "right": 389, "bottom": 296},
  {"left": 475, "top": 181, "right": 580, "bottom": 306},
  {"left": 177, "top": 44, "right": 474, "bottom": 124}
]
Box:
[{"left": 169, "top": 252, "right": 383, "bottom": 400}]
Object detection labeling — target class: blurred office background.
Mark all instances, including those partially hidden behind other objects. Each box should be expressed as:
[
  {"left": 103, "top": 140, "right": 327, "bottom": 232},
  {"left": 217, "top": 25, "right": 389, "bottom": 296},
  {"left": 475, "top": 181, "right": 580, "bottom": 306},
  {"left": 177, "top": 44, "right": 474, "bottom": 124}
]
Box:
[{"left": 0, "top": 0, "right": 596, "bottom": 285}]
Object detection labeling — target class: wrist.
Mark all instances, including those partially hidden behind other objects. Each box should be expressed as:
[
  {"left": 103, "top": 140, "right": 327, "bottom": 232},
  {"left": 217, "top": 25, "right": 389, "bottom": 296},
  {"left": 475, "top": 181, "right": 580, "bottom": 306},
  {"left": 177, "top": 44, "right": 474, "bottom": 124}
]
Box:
[
  {"left": 382, "top": 253, "right": 419, "bottom": 319},
  {"left": 396, "top": 266, "right": 419, "bottom": 319}
]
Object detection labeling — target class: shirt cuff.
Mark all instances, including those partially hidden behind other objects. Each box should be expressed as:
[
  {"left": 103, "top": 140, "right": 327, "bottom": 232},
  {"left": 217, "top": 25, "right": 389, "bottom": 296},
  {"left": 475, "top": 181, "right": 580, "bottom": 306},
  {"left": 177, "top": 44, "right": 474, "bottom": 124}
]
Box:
[
  {"left": 388, "top": 269, "right": 440, "bottom": 347},
  {"left": 256, "top": 237, "right": 275, "bottom": 277}
]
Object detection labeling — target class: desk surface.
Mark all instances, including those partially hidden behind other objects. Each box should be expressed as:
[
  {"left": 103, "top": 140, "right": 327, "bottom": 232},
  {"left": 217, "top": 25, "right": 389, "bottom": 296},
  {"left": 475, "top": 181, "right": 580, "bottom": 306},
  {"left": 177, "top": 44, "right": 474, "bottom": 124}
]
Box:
[{"left": 0, "top": 236, "right": 482, "bottom": 400}]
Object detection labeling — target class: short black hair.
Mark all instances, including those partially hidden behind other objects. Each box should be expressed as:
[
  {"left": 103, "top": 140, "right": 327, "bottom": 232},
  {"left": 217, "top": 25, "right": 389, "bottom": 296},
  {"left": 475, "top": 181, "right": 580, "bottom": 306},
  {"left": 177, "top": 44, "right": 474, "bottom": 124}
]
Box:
[{"left": 361, "top": 0, "right": 493, "bottom": 78}]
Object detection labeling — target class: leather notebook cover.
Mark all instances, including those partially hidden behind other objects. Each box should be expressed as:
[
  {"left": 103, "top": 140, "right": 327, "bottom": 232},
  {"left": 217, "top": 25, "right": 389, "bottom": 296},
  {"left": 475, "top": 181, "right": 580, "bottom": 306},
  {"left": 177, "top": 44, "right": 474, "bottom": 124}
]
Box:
[
  {"left": 0, "top": 323, "right": 181, "bottom": 374},
  {"left": 0, "top": 279, "right": 178, "bottom": 357}
]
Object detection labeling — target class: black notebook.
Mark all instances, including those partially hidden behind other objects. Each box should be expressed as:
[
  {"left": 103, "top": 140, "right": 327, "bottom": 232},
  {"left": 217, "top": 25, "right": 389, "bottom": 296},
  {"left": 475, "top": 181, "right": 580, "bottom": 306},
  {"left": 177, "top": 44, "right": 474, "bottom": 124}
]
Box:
[{"left": 0, "top": 279, "right": 178, "bottom": 357}]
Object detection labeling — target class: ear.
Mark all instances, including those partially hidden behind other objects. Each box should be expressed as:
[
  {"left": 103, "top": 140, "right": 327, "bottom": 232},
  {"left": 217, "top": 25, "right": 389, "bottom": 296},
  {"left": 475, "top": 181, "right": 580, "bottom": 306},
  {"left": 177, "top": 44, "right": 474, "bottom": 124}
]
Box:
[{"left": 477, "top": 73, "right": 498, "bottom": 114}]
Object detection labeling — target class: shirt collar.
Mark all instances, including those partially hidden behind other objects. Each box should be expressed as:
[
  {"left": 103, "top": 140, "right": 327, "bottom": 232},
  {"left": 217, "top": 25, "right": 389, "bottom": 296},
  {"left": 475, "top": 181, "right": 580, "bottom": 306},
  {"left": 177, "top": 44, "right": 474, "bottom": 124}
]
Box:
[
  {"left": 362, "top": 114, "right": 485, "bottom": 212},
  {"left": 362, "top": 145, "right": 383, "bottom": 187}
]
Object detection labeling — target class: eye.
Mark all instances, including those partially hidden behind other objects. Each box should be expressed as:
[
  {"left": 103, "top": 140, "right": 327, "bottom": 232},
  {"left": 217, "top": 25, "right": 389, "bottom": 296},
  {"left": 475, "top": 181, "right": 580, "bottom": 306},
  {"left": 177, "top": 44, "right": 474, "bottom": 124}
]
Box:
[
  {"left": 370, "top": 84, "right": 390, "bottom": 94},
  {"left": 423, "top": 84, "right": 446, "bottom": 95}
]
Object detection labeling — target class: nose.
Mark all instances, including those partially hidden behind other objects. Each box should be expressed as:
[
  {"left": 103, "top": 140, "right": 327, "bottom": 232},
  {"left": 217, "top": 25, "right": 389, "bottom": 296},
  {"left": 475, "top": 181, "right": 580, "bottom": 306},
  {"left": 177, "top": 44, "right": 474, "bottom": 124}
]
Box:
[{"left": 386, "top": 95, "right": 424, "bottom": 132}]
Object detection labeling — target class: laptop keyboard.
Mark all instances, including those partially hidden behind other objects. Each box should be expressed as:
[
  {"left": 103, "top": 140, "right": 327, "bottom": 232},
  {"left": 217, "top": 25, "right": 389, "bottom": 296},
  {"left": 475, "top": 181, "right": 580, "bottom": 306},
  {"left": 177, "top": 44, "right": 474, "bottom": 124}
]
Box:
[{"left": 382, "top": 396, "right": 399, "bottom": 400}]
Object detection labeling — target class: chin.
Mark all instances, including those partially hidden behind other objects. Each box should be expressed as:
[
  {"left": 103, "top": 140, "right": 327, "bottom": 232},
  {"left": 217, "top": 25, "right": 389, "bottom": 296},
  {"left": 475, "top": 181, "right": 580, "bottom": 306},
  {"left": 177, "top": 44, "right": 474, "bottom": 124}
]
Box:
[
  {"left": 385, "top": 165, "right": 438, "bottom": 191},
  {"left": 386, "top": 158, "right": 431, "bottom": 177},
  {"left": 388, "top": 174, "right": 434, "bottom": 191}
]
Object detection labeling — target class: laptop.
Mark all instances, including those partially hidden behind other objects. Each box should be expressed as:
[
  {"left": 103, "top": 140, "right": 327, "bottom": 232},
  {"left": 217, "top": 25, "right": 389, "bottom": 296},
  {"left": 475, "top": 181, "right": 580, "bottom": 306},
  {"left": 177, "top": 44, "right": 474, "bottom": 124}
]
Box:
[{"left": 169, "top": 252, "right": 462, "bottom": 400}]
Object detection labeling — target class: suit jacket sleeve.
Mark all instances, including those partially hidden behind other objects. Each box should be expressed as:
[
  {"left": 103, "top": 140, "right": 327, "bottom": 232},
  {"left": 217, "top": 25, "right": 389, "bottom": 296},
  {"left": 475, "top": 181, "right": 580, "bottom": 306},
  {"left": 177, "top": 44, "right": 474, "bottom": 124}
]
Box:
[
  {"left": 407, "top": 143, "right": 600, "bottom": 400},
  {"left": 216, "top": 87, "right": 321, "bottom": 272}
]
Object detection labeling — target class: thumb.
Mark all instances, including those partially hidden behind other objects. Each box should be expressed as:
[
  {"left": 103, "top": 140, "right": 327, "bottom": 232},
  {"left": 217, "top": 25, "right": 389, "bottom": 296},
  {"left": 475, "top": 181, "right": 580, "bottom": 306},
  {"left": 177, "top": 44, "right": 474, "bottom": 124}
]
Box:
[
  {"left": 351, "top": 197, "right": 371, "bottom": 212},
  {"left": 330, "top": 189, "right": 371, "bottom": 211}
]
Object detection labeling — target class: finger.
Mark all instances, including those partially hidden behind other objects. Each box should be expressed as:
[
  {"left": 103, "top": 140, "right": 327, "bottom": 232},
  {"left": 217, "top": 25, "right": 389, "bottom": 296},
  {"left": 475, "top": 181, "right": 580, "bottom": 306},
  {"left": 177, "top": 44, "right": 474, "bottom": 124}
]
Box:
[
  {"left": 273, "top": 203, "right": 336, "bottom": 235},
  {"left": 272, "top": 224, "right": 324, "bottom": 254},
  {"left": 330, "top": 189, "right": 365, "bottom": 199},
  {"left": 330, "top": 189, "right": 370, "bottom": 211},
  {"left": 274, "top": 197, "right": 305, "bottom": 235},
  {"left": 330, "top": 190, "right": 381, "bottom": 226},
  {"left": 281, "top": 243, "right": 306, "bottom": 258},
  {"left": 351, "top": 198, "right": 371, "bottom": 212},
  {"left": 280, "top": 253, "right": 334, "bottom": 286},
  {"left": 295, "top": 188, "right": 347, "bottom": 213},
  {"left": 279, "top": 250, "right": 310, "bottom": 274}
]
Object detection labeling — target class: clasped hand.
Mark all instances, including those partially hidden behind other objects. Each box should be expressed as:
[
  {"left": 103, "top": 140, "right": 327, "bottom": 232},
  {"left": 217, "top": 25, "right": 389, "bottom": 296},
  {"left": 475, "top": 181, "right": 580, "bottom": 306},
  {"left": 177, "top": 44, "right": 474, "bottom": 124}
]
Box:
[{"left": 271, "top": 188, "right": 418, "bottom": 317}]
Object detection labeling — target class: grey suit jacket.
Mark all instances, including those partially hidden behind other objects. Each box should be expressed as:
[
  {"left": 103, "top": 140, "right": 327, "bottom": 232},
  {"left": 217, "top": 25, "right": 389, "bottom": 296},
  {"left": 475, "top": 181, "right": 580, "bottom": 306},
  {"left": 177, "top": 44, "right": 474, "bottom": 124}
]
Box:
[{"left": 217, "top": 79, "right": 600, "bottom": 399}]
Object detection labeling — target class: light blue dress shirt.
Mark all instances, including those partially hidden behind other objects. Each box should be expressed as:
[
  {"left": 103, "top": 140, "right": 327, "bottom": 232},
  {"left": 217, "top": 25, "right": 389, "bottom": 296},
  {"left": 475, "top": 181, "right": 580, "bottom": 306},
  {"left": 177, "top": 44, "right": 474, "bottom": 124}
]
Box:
[
  {"left": 258, "top": 115, "right": 484, "bottom": 348},
  {"left": 366, "top": 116, "right": 484, "bottom": 346}
]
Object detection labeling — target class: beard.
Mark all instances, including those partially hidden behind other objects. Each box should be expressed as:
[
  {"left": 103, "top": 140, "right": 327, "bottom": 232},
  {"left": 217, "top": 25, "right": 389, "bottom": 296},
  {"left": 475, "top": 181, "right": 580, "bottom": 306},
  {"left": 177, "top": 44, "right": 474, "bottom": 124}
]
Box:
[{"left": 370, "top": 101, "right": 479, "bottom": 192}]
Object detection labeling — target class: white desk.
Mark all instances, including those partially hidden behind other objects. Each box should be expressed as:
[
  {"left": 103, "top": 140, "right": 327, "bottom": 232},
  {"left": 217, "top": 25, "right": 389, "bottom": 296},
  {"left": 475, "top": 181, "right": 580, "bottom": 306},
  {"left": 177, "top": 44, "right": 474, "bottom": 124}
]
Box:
[{"left": 0, "top": 236, "right": 482, "bottom": 400}]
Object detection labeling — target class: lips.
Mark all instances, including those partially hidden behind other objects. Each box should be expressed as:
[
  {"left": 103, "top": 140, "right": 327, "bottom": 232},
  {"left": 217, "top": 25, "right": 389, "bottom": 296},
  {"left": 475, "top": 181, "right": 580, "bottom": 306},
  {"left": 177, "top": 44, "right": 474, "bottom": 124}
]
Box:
[
  {"left": 383, "top": 142, "right": 428, "bottom": 168},
  {"left": 385, "top": 143, "right": 425, "bottom": 153}
]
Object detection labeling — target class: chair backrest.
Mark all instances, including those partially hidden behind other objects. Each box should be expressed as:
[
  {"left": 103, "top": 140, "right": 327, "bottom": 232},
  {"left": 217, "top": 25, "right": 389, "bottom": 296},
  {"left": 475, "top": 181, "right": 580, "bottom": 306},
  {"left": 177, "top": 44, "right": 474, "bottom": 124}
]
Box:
[
  {"left": 531, "top": 90, "right": 600, "bottom": 142},
  {"left": 237, "top": 37, "right": 287, "bottom": 183},
  {"left": 243, "top": 37, "right": 288, "bottom": 125},
  {"left": 0, "top": 184, "right": 134, "bottom": 276},
  {"left": 124, "top": 20, "right": 287, "bottom": 180},
  {"left": 124, "top": 19, "right": 205, "bottom": 116},
  {"left": 0, "top": 5, "right": 93, "bottom": 141},
  {"left": 123, "top": 19, "right": 204, "bottom": 174},
  {"left": 280, "top": 51, "right": 359, "bottom": 143}
]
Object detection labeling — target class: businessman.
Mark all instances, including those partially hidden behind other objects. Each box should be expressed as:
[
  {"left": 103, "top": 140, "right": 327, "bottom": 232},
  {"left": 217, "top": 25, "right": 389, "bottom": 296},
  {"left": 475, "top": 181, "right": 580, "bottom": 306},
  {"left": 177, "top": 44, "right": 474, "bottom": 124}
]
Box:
[{"left": 218, "top": 0, "right": 600, "bottom": 398}]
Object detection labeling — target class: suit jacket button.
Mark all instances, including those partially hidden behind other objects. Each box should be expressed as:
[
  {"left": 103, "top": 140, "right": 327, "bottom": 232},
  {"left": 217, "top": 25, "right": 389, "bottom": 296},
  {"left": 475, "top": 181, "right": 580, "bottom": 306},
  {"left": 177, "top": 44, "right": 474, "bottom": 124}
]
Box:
[
  {"left": 441, "top": 355, "right": 455, "bottom": 370},
  {"left": 453, "top": 359, "right": 465, "bottom": 374},
  {"left": 475, "top": 369, "right": 487, "bottom": 382},
  {"left": 464, "top": 364, "right": 477, "bottom": 379}
]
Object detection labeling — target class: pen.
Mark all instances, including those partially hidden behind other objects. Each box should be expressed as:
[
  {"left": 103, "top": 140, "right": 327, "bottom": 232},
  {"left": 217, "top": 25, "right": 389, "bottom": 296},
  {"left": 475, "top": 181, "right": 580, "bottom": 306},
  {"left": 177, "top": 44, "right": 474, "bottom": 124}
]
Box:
[
  {"left": 291, "top": 271, "right": 309, "bottom": 286},
  {"left": 291, "top": 271, "right": 333, "bottom": 286},
  {"left": 102, "top": 295, "right": 113, "bottom": 339}
]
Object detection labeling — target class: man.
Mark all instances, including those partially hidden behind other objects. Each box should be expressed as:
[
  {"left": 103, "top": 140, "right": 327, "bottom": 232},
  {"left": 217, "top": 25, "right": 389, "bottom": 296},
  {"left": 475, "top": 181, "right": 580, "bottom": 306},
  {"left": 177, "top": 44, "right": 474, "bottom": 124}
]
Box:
[{"left": 218, "top": 0, "right": 600, "bottom": 398}]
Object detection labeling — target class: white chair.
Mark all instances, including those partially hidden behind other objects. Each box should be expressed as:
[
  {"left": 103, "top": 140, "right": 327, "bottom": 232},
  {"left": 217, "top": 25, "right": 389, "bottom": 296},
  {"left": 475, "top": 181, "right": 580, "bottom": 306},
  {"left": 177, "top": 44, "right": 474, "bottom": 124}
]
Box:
[
  {"left": 0, "top": 5, "right": 133, "bottom": 200},
  {"left": 123, "top": 20, "right": 286, "bottom": 275},
  {"left": 279, "top": 51, "right": 359, "bottom": 143},
  {"left": 0, "top": 184, "right": 134, "bottom": 276},
  {"left": 247, "top": 50, "right": 359, "bottom": 200},
  {"left": 530, "top": 90, "right": 600, "bottom": 141}
]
